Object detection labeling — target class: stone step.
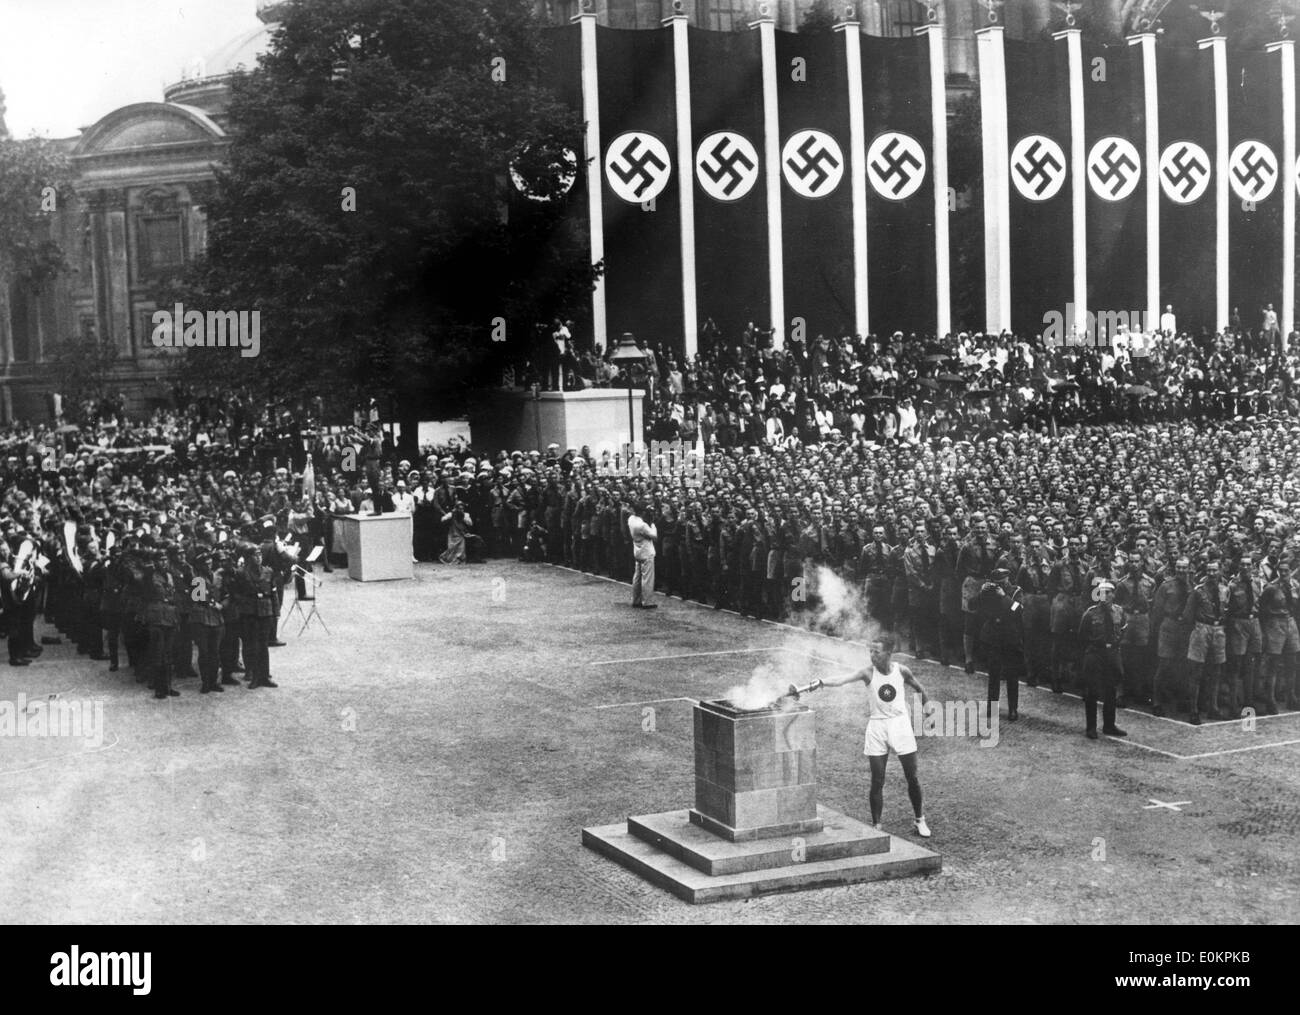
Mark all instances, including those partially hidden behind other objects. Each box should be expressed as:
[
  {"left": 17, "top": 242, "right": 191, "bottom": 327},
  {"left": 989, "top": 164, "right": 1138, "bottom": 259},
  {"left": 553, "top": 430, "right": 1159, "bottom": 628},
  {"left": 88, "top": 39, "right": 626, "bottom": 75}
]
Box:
[
  {"left": 629, "top": 804, "right": 888, "bottom": 876},
  {"left": 584, "top": 806, "right": 941, "bottom": 904}
]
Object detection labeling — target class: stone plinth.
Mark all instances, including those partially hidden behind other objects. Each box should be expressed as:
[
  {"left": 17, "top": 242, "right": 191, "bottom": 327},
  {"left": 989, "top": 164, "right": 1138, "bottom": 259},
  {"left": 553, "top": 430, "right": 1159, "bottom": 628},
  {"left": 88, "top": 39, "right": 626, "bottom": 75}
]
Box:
[
  {"left": 339, "top": 513, "right": 413, "bottom": 582},
  {"left": 468, "top": 388, "right": 643, "bottom": 456},
  {"left": 690, "top": 700, "right": 822, "bottom": 842},
  {"left": 582, "top": 697, "right": 941, "bottom": 904}
]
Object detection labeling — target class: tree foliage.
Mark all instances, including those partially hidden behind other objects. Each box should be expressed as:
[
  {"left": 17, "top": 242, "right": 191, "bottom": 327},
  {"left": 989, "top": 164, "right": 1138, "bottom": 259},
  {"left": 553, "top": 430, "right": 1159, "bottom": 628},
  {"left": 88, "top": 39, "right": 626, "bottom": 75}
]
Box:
[
  {"left": 800, "top": 0, "right": 840, "bottom": 34},
  {"left": 163, "top": 0, "right": 599, "bottom": 421},
  {"left": 0, "top": 136, "right": 70, "bottom": 288}
]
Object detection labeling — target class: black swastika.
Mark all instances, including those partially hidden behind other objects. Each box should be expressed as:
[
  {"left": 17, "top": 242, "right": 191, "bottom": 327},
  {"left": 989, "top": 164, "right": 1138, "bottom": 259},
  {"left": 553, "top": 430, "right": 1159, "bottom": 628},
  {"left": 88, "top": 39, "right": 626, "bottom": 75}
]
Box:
[
  {"left": 1014, "top": 140, "right": 1063, "bottom": 198},
  {"left": 700, "top": 137, "right": 756, "bottom": 197},
  {"left": 610, "top": 138, "right": 667, "bottom": 199},
  {"left": 786, "top": 134, "right": 840, "bottom": 192}
]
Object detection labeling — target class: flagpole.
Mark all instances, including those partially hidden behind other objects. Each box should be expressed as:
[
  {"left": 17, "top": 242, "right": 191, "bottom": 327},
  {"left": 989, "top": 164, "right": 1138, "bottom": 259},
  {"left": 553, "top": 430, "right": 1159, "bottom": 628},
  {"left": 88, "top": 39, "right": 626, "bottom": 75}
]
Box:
[
  {"left": 751, "top": 4, "right": 785, "bottom": 350},
  {"left": 919, "top": 18, "right": 951, "bottom": 337},
  {"left": 665, "top": 8, "right": 698, "bottom": 361},
  {"left": 976, "top": 21, "right": 1010, "bottom": 334},
  {"left": 1200, "top": 32, "right": 1229, "bottom": 332},
  {"left": 1055, "top": 26, "right": 1087, "bottom": 332},
  {"left": 837, "top": 10, "right": 870, "bottom": 339},
  {"left": 573, "top": 6, "right": 607, "bottom": 354},
  {"left": 1129, "top": 31, "right": 1161, "bottom": 333}
]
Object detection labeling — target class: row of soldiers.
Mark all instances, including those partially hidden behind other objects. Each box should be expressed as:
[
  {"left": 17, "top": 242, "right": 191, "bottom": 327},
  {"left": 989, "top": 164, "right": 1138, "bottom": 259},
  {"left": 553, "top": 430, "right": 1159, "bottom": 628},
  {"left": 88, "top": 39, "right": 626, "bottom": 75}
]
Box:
[
  {"left": 536, "top": 489, "right": 1300, "bottom": 725},
  {"left": 37, "top": 525, "right": 297, "bottom": 698}
]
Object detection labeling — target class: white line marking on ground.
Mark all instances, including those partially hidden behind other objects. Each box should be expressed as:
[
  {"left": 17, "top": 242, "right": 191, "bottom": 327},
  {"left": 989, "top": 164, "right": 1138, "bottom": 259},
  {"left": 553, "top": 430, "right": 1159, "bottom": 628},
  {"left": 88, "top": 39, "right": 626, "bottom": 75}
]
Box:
[
  {"left": 1109, "top": 733, "right": 1300, "bottom": 760},
  {"left": 589, "top": 697, "right": 698, "bottom": 710},
  {"left": 588, "top": 648, "right": 780, "bottom": 666},
  {"left": 1176, "top": 737, "right": 1300, "bottom": 760}
]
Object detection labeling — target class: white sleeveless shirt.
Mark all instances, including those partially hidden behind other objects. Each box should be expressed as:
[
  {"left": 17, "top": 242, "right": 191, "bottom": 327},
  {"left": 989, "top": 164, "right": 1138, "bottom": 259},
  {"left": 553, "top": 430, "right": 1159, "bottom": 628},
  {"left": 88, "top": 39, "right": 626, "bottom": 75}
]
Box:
[{"left": 865, "top": 661, "right": 907, "bottom": 721}]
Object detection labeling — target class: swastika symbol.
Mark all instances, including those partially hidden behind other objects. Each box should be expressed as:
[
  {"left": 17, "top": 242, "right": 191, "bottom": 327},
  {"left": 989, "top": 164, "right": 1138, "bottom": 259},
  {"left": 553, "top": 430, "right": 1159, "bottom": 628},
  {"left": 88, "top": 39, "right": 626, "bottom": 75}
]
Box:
[
  {"left": 1229, "top": 140, "right": 1278, "bottom": 202},
  {"left": 878, "top": 683, "right": 897, "bottom": 702},
  {"left": 781, "top": 129, "right": 844, "bottom": 198},
  {"left": 604, "top": 132, "right": 672, "bottom": 204},
  {"left": 1159, "top": 141, "right": 1210, "bottom": 204},
  {"left": 867, "top": 132, "right": 927, "bottom": 201},
  {"left": 695, "top": 131, "right": 759, "bottom": 202},
  {"left": 1087, "top": 136, "right": 1141, "bottom": 201},
  {"left": 1010, "top": 135, "right": 1066, "bottom": 201}
]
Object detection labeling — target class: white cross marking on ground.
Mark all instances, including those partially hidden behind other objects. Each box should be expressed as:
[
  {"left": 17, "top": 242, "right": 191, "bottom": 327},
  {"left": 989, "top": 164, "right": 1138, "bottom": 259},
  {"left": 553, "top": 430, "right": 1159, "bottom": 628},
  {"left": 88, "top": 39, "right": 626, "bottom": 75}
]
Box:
[{"left": 1143, "top": 798, "right": 1192, "bottom": 812}]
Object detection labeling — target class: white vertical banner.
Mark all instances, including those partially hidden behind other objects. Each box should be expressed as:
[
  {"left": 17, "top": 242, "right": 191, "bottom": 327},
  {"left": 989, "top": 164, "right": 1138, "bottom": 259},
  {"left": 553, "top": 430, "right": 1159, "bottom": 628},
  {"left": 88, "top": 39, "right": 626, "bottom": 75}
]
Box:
[
  {"left": 919, "top": 22, "right": 950, "bottom": 336},
  {"left": 1055, "top": 27, "right": 1087, "bottom": 331},
  {"left": 976, "top": 25, "right": 1010, "bottom": 334},
  {"left": 1129, "top": 32, "right": 1160, "bottom": 329},
  {"left": 1200, "top": 33, "right": 1229, "bottom": 332},
  {"left": 665, "top": 12, "right": 698, "bottom": 360},
  {"left": 837, "top": 15, "right": 869, "bottom": 338},
  {"left": 1268, "top": 37, "right": 1296, "bottom": 341},
  {"left": 574, "top": 10, "right": 607, "bottom": 352},
  {"left": 751, "top": 7, "right": 784, "bottom": 349}
]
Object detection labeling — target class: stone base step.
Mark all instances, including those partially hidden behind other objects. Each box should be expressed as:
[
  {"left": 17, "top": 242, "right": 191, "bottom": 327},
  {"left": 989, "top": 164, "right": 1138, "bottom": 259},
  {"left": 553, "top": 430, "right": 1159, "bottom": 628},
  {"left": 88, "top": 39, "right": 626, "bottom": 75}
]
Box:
[
  {"left": 630, "top": 804, "right": 888, "bottom": 875},
  {"left": 583, "top": 806, "right": 941, "bottom": 904}
]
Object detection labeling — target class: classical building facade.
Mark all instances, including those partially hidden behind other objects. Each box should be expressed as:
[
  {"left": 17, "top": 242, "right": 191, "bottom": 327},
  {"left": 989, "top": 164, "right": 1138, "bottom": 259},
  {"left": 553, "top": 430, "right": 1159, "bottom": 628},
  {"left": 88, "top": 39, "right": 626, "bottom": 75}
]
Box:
[{"left": 0, "top": 2, "right": 286, "bottom": 421}]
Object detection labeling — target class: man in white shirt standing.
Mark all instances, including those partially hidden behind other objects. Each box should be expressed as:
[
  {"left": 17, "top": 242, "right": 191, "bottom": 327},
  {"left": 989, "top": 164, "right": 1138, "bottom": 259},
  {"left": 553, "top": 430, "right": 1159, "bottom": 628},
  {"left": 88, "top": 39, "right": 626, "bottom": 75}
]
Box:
[
  {"left": 1159, "top": 304, "right": 1176, "bottom": 337},
  {"left": 627, "top": 501, "right": 658, "bottom": 609}
]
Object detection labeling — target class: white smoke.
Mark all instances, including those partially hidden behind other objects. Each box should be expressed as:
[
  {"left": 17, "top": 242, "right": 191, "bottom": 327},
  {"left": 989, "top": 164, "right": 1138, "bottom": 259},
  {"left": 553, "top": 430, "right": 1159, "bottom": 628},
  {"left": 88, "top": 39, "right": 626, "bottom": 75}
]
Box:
[{"left": 721, "top": 567, "right": 883, "bottom": 709}]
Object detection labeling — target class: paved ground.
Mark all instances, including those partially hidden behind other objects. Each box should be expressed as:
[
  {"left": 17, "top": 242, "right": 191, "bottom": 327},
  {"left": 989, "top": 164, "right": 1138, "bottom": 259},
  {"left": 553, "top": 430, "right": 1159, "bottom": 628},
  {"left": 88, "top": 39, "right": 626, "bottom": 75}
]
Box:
[{"left": 1, "top": 559, "right": 1298, "bottom": 924}]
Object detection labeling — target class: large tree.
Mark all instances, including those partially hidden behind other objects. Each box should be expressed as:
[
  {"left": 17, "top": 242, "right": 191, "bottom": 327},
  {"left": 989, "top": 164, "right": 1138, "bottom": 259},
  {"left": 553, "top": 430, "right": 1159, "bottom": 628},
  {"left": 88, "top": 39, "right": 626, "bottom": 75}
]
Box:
[
  {"left": 0, "top": 136, "right": 69, "bottom": 290},
  {"left": 165, "top": 0, "right": 598, "bottom": 444}
]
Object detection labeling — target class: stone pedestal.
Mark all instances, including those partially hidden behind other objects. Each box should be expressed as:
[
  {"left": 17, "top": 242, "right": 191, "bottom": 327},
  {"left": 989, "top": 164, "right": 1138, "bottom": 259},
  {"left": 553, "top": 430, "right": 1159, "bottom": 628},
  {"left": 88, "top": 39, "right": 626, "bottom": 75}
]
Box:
[
  {"left": 583, "top": 699, "right": 941, "bottom": 904},
  {"left": 690, "top": 700, "right": 822, "bottom": 842},
  {"left": 339, "top": 513, "right": 413, "bottom": 582},
  {"left": 468, "top": 388, "right": 643, "bottom": 457}
]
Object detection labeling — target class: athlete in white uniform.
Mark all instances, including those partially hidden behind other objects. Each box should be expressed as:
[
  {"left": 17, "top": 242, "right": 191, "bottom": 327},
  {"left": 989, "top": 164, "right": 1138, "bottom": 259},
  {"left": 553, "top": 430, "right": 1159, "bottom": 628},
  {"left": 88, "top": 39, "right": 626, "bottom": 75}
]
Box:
[{"left": 820, "top": 633, "right": 931, "bottom": 838}]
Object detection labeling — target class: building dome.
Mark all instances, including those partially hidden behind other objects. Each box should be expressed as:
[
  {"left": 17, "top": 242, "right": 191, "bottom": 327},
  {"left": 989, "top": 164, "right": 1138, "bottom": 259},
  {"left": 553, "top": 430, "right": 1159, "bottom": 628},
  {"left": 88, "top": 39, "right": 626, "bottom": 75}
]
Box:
[{"left": 162, "top": 1, "right": 291, "bottom": 120}]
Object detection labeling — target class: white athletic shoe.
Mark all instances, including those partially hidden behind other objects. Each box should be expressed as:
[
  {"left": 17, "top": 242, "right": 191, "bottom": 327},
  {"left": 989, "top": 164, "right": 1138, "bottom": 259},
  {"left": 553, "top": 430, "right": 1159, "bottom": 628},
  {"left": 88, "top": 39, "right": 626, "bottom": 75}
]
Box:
[
  {"left": 872, "top": 822, "right": 883, "bottom": 832},
  {"left": 914, "top": 816, "right": 932, "bottom": 839}
]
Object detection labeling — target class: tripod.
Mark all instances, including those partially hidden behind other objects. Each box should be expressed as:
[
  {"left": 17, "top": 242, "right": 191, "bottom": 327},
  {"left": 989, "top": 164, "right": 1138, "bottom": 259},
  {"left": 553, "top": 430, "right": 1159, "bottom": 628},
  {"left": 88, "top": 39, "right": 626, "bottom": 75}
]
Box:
[{"left": 284, "top": 564, "right": 330, "bottom": 636}]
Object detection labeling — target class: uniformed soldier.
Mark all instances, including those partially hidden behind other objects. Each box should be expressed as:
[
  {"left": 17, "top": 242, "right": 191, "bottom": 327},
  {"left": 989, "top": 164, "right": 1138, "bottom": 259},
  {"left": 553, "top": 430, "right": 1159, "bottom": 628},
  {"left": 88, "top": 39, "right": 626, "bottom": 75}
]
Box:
[
  {"left": 1257, "top": 558, "right": 1300, "bottom": 715},
  {"left": 1150, "top": 556, "right": 1192, "bottom": 717},
  {"left": 1016, "top": 537, "right": 1053, "bottom": 687},
  {"left": 216, "top": 547, "right": 244, "bottom": 685},
  {"left": 98, "top": 540, "right": 128, "bottom": 671},
  {"left": 232, "top": 544, "right": 278, "bottom": 689},
  {"left": 143, "top": 547, "right": 180, "bottom": 700},
  {"left": 975, "top": 567, "right": 1024, "bottom": 722},
  {"left": 859, "top": 525, "right": 894, "bottom": 631},
  {"left": 1225, "top": 555, "right": 1264, "bottom": 715},
  {"left": 1047, "top": 539, "right": 1087, "bottom": 692},
  {"left": 935, "top": 522, "right": 964, "bottom": 667},
  {"left": 1113, "top": 552, "right": 1156, "bottom": 707},
  {"left": 1182, "top": 558, "right": 1228, "bottom": 723},
  {"left": 903, "top": 523, "right": 937, "bottom": 660},
  {"left": 1077, "top": 580, "right": 1128, "bottom": 740},
  {"left": 957, "top": 519, "right": 997, "bottom": 674},
  {"left": 0, "top": 538, "right": 29, "bottom": 667},
  {"left": 189, "top": 549, "right": 227, "bottom": 693}
]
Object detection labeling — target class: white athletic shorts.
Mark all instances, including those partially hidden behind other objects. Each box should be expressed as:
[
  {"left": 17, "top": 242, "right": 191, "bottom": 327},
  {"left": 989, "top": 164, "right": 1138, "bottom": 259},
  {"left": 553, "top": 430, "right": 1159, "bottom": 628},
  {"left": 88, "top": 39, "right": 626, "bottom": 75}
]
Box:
[{"left": 864, "top": 714, "right": 918, "bottom": 758}]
